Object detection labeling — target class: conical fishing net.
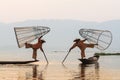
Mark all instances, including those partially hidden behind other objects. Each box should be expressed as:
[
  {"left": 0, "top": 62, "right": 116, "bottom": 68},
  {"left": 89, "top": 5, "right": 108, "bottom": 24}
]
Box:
[
  {"left": 14, "top": 26, "right": 50, "bottom": 48},
  {"left": 79, "top": 28, "right": 112, "bottom": 50}
]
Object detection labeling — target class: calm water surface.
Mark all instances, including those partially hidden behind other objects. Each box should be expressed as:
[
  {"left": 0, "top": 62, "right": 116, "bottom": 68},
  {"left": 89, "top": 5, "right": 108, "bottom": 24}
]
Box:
[{"left": 0, "top": 51, "right": 120, "bottom": 80}]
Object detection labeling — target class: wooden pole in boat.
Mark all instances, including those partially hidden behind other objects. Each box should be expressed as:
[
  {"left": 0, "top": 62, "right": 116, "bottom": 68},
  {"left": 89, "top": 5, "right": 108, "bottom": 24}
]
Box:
[{"left": 62, "top": 51, "right": 70, "bottom": 64}]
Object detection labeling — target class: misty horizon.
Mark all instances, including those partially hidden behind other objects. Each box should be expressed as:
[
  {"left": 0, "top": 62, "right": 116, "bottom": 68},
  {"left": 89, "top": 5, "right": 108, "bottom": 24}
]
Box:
[{"left": 0, "top": 19, "right": 120, "bottom": 53}]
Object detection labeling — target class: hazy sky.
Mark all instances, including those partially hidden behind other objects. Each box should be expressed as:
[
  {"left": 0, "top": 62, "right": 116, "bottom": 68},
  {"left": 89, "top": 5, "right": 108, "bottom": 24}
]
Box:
[{"left": 0, "top": 0, "right": 120, "bottom": 23}]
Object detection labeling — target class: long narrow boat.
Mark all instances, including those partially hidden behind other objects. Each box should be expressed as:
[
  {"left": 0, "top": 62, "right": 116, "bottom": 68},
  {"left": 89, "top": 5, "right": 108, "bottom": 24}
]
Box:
[
  {"left": 78, "top": 55, "right": 100, "bottom": 64},
  {"left": 0, "top": 60, "right": 39, "bottom": 64}
]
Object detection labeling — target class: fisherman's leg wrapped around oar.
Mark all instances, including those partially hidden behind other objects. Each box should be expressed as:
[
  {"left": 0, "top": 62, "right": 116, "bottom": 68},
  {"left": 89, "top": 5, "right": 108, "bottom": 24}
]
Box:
[{"left": 25, "top": 43, "right": 33, "bottom": 48}]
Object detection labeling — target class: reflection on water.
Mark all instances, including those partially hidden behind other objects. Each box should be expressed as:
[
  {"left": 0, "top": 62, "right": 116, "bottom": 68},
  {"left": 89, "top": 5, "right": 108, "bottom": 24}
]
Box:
[
  {"left": 0, "top": 55, "right": 120, "bottom": 80},
  {"left": 26, "top": 64, "right": 48, "bottom": 80},
  {"left": 63, "top": 63, "right": 100, "bottom": 80},
  {"left": 32, "top": 65, "right": 37, "bottom": 79},
  {"left": 0, "top": 61, "right": 120, "bottom": 80},
  {"left": 78, "top": 63, "right": 99, "bottom": 80},
  {"left": 32, "top": 65, "right": 43, "bottom": 80}
]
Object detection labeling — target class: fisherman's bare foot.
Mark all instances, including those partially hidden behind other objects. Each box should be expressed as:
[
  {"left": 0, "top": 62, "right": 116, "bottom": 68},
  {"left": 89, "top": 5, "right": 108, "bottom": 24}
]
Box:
[
  {"left": 81, "top": 57, "right": 86, "bottom": 59},
  {"left": 35, "top": 59, "right": 39, "bottom": 61},
  {"left": 83, "top": 57, "right": 86, "bottom": 59}
]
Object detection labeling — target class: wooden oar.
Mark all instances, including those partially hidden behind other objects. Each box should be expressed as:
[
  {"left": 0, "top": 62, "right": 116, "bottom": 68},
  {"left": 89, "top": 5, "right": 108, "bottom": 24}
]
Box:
[
  {"left": 62, "top": 51, "right": 70, "bottom": 64},
  {"left": 42, "top": 52, "right": 49, "bottom": 64}
]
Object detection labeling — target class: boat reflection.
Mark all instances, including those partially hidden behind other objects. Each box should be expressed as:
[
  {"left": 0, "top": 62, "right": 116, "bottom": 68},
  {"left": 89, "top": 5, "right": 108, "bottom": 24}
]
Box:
[
  {"left": 77, "top": 63, "right": 100, "bottom": 80},
  {"left": 62, "top": 63, "right": 100, "bottom": 80}
]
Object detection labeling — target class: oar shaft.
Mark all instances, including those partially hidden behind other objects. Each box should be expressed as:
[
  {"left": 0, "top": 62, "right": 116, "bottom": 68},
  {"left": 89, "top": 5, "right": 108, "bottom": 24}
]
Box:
[
  {"left": 42, "top": 52, "right": 49, "bottom": 64},
  {"left": 62, "top": 52, "right": 70, "bottom": 63}
]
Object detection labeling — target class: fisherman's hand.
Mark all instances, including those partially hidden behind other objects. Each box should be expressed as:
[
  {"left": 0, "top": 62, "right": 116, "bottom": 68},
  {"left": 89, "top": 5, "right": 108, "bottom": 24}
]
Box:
[{"left": 40, "top": 36, "right": 43, "bottom": 38}]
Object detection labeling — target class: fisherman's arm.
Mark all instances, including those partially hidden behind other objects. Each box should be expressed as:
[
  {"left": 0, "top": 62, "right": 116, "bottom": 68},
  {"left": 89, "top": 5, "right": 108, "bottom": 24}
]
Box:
[
  {"left": 40, "top": 36, "right": 43, "bottom": 38},
  {"left": 38, "top": 36, "right": 43, "bottom": 40},
  {"left": 81, "top": 39, "right": 87, "bottom": 42},
  {"left": 38, "top": 36, "right": 43, "bottom": 42}
]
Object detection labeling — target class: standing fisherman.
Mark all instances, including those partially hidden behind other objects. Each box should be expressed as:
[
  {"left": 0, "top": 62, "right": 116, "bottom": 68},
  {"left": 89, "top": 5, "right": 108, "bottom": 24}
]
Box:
[
  {"left": 69, "top": 38, "right": 98, "bottom": 59},
  {"left": 25, "top": 36, "right": 45, "bottom": 61}
]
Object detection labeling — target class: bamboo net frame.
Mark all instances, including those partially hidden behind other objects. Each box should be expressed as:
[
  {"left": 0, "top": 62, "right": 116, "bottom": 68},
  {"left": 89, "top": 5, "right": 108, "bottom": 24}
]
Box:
[
  {"left": 14, "top": 26, "right": 50, "bottom": 48},
  {"left": 79, "top": 28, "right": 112, "bottom": 50}
]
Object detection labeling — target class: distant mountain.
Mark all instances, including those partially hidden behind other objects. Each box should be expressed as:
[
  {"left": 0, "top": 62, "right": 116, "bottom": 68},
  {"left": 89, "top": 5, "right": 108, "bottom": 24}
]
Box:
[{"left": 0, "top": 19, "right": 120, "bottom": 52}]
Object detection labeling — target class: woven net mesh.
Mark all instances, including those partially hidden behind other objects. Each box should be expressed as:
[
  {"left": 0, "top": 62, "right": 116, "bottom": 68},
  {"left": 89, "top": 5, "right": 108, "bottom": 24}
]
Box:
[
  {"left": 14, "top": 26, "right": 50, "bottom": 48},
  {"left": 79, "top": 28, "right": 112, "bottom": 50}
]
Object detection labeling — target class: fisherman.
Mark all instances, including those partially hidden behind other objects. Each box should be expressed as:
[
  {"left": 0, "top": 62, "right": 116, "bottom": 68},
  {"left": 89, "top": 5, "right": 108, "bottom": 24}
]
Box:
[
  {"left": 25, "top": 36, "right": 46, "bottom": 61},
  {"left": 68, "top": 38, "right": 98, "bottom": 59}
]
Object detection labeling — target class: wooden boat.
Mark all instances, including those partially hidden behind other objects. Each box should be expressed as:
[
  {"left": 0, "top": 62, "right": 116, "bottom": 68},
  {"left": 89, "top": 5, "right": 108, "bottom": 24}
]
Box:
[
  {"left": 0, "top": 60, "right": 39, "bottom": 64},
  {"left": 78, "top": 55, "right": 100, "bottom": 64}
]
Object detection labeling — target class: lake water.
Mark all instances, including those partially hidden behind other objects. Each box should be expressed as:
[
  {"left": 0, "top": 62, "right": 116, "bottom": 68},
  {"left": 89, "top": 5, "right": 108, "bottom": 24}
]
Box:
[{"left": 0, "top": 51, "right": 120, "bottom": 80}]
